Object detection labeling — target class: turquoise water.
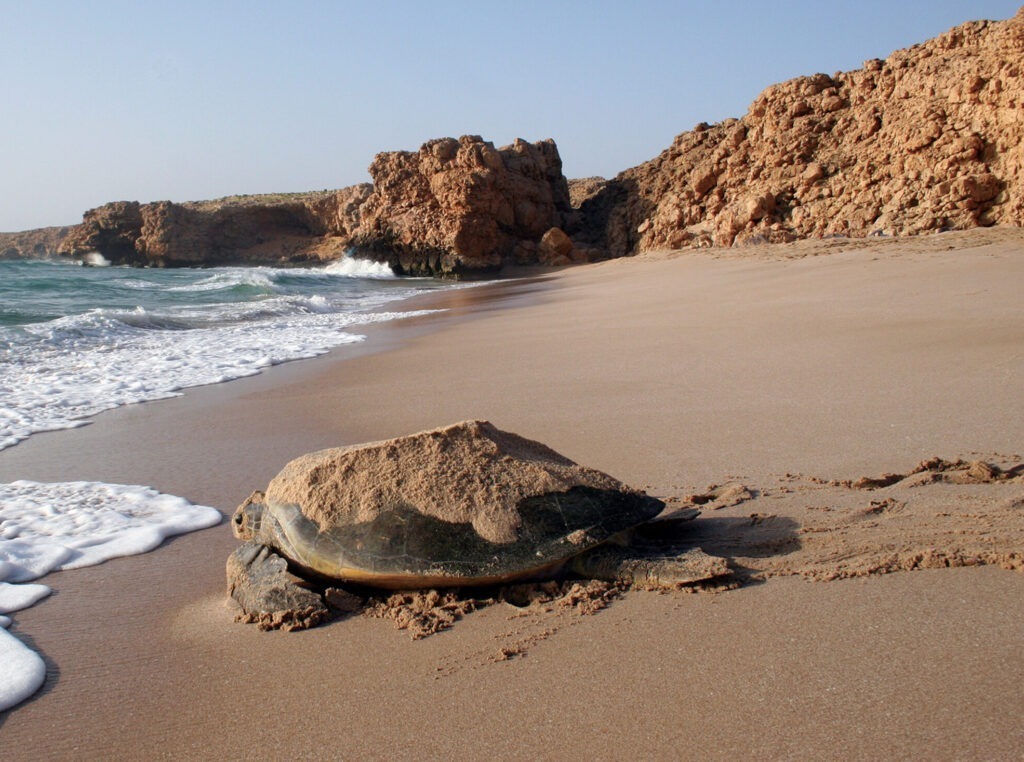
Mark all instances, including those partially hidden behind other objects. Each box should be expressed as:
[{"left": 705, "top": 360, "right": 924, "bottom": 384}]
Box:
[
  {"left": 0, "top": 257, "right": 452, "bottom": 450},
  {"left": 0, "top": 257, "right": 421, "bottom": 328}
]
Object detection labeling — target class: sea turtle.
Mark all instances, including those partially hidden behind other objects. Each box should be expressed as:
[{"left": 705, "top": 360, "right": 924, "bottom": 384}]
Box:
[{"left": 227, "top": 420, "right": 730, "bottom": 630}]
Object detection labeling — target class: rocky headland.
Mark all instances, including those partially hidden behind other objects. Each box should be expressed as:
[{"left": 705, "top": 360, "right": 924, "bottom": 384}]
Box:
[
  {"left": 7, "top": 7, "right": 1024, "bottom": 276},
  {"left": 578, "top": 6, "right": 1024, "bottom": 254},
  {"left": 0, "top": 226, "right": 74, "bottom": 260},
  {"left": 55, "top": 188, "right": 371, "bottom": 268}
]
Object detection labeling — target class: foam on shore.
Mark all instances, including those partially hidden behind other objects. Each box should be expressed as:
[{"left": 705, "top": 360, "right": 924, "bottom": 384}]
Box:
[
  {"left": 0, "top": 258, "right": 456, "bottom": 453},
  {"left": 0, "top": 480, "right": 221, "bottom": 713},
  {"left": 0, "top": 307, "right": 439, "bottom": 452}
]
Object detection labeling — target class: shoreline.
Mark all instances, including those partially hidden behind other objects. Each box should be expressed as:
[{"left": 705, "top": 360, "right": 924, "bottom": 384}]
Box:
[
  {"left": 0, "top": 272, "right": 556, "bottom": 495},
  {"left": 1, "top": 230, "right": 1022, "bottom": 758}
]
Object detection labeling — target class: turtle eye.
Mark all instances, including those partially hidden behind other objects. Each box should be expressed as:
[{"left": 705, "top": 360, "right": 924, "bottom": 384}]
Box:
[{"left": 233, "top": 514, "right": 243, "bottom": 525}]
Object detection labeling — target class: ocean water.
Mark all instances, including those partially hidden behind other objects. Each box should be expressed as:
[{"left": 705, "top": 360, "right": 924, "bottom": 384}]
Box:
[
  {"left": 0, "top": 256, "right": 450, "bottom": 450},
  {"left": 0, "top": 255, "right": 457, "bottom": 711}
]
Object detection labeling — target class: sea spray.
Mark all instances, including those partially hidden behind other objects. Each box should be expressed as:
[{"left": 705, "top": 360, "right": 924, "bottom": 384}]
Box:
[{"left": 323, "top": 256, "right": 396, "bottom": 279}]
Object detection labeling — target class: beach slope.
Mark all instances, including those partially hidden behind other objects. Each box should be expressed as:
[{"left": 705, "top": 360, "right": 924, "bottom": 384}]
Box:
[{"left": 1, "top": 229, "right": 1022, "bottom": 759}]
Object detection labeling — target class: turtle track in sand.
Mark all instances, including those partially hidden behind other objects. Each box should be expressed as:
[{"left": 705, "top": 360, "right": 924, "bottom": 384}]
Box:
[{"left": 685, "top": 455, "right": 1024, "bottom": 582}]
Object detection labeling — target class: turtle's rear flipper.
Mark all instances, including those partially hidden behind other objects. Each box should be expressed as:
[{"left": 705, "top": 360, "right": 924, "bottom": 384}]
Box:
[
  {"left": 570, "top": 546, "right": 730, "bottom": 589},
  {"left": 226, "top": 540, "right": 329, "bottom": 631}
]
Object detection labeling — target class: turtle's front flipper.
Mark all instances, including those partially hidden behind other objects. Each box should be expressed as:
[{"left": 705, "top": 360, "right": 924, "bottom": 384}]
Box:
[
  {"left": 226, "top": 540, "right": 329, "bottom": 631},
  {"left": 570, "top": 546, "right": 730, "bottom": 589}
]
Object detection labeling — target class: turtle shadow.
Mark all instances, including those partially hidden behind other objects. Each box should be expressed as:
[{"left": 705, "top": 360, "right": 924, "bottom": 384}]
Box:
[
  {"left": 662, "top": 514, "right": 802, "bottom": 556},
  {"left": 676, "top": 514, "right": 803, "bottom": 583}
]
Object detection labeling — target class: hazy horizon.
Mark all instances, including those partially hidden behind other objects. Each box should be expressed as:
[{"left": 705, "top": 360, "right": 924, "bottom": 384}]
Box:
[{"left": 3, "top": 0, "right": 1020, "bottom": 232}]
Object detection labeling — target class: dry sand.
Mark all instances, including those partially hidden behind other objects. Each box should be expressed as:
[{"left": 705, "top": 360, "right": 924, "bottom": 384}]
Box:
[{"left": 1, "top": 228, "right": 1022, "bottom": 759}]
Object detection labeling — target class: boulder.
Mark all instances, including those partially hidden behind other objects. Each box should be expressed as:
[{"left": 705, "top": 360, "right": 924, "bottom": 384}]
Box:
[
  {"left": 352, "top": 135, "right": 573, "bottom": 277},
  {"left": 537, "top": 227, "right": 575, "bottom": 265}
]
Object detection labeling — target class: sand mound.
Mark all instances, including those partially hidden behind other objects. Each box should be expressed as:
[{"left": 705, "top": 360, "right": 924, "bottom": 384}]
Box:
[
  {"left": 363, "top": 579, "right": 625, "bottom": 640},
  {"left": 264, "top": 420, "right": 627, "bottom": 543},
  {"left": 839, "top": 457, "right": 1024, "bottom": 490},
  {"left": 684, "top": 482, "right": 755, "bottom": 509}
]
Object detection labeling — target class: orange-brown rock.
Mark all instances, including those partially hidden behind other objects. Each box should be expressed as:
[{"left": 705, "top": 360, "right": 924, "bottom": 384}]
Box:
[
  {"left": 567, "top": 177, "right": 609, "bottom": 208},
  {"left": 537, "top": 227, "right": 575, "bottom": 266},
  {"left": 36, "top": 8, "right": 1024, "bottom": 271},
  {"left": 59, "top": 187, "right": 371, "bottom": 267},
  {"left": 59, "top": 201, "right": 145, "bottom": 263},
  {"left": 580, "top": 8, "right": 1024, "bottom": 254},
  {"left": 352, "top": 135, "right": 572, "bottom": 277},
  {"left": 0, "top": 226, "right": 73, "bottom": 259},
  {"left": 55, "top": 136, "right": 573, "bottom": 275}
]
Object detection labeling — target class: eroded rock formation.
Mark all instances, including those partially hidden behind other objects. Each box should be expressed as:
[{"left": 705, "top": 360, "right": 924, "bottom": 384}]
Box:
[
  {"left": 353, "top": 135, "right": 574, "bottom": 276},
  {"left": 579, "top": 8, "right": 1024, "bottom": 254},
  {"left": 55, "top": 136, "right": 576, "bottom": 276},
  {"left": 14, "top": 7, "right": 1024, "bottom": 273},
  {"left": 0, "top": 226, "right": 72, "bottom": 260},
  {"left": 59, "top": 188, "right": 371, "bottom": 267}
]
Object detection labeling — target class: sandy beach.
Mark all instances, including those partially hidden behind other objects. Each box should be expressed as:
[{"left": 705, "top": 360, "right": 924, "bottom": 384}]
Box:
[{"left": 1, "top": 229, "right": 1022, "bottom": 759}]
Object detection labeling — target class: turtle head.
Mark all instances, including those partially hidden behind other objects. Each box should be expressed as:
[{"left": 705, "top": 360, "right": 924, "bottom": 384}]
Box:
[{"left": 232, "top": 491, "right": 267, "bottom": 540}]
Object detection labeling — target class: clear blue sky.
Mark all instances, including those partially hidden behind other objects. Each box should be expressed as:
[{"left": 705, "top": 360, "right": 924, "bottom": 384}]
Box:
[{"left": 2, "top": 1, "right": 1020, "bottom": 231}]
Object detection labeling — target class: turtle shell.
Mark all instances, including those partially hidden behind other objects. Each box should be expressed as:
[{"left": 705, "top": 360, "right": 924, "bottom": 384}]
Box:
[{"left": 246, "top": 420, "right": 664, "bottom": 587}]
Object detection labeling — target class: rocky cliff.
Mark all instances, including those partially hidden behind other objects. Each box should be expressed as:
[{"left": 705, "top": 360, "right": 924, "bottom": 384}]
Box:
[
  {"left": 0, "top": 226, "right": 72, "bottom": 260},
  {"left": 352, "top": 135, "right": 574, "bottom": 276},
  {"left": 578, "top": 7, "right": 1024, "bottom": 254},
  {"left": 55, "top": 136, "right": 575, "bottom": 275},
  {"left": 14, "top": 7, "right": 1024, "bottom": 273},
  {"left": 58, "top": 188, "right": 371, "bottom": 267}
]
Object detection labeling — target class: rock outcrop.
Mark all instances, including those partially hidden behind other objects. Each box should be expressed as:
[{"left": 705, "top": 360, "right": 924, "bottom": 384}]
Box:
[
  {"left": 352, "top": 135, "right": 574, "bottom": 276},
  {"left": 58, "top": 188, "right": 371, "bottom": 267},
  {"left": 14, "top": 7, "right": 1024, "bottom": 272},
  {"left": 55, "top": 136, "right": 575, "bottom": 276},
  {"left": 579, "top": 8, "right": 1024, "bottom": 253},
  {"left": 0, "top": 226, "right": 72, "bottom": 260}
]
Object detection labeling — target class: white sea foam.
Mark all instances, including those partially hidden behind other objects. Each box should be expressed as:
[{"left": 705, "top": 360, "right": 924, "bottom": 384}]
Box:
[
  {"left": 0, "top": 258, "right": 460, "bottom": 453},
  {"left": 0, "top": 582, "right": 51, "bottom": 613},
  {"left": 323, "top": 256, "right": 396, "bottom": 279},
  {"left": 0, "top": 307, "right": 436, "bottom": 451},
  {"left": 166, "top": 268, "right": 277, "bottom": 292},
  {"left": 0, "top": 628, "right": 45, "bottom": 714},
  {"left": 0, "top": 480, "right": 221, "bottom": 712}
]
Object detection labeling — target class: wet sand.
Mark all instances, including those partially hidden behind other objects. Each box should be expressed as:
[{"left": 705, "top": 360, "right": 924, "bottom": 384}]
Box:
[{"left": 1, "top": 229, "right": 1023, "bottom": 759}]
